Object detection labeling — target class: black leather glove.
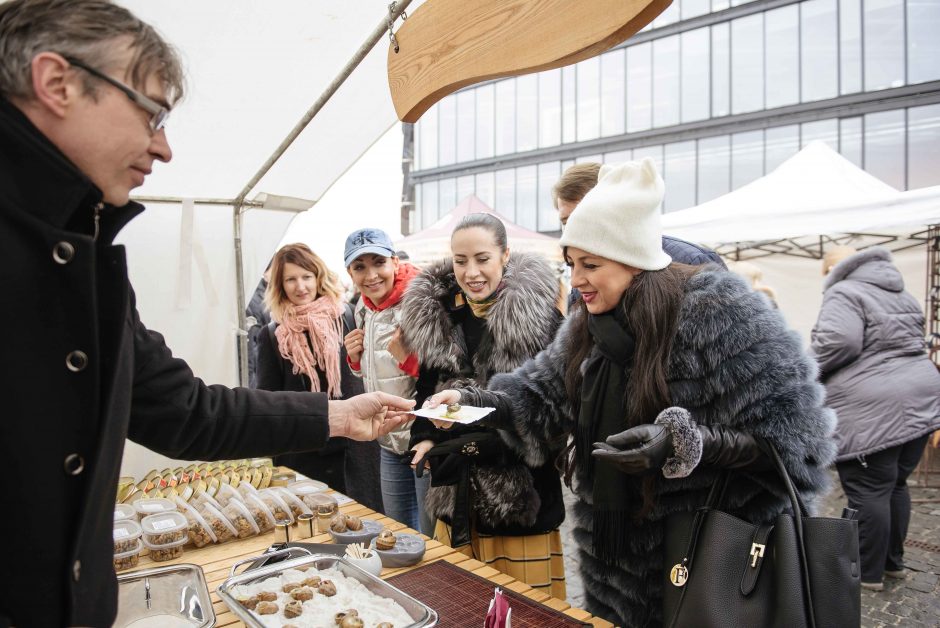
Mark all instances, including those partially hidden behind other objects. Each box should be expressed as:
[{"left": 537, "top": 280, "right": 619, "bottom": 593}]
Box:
[
  {"left": 590, "top": 407, "right": 771, "bottom": 478},
  {"left": 591, "top": 423, "right": 674, "bottom": 475},
  {"left": 698, "top": 425, "right": 771, "bottom": 471}
]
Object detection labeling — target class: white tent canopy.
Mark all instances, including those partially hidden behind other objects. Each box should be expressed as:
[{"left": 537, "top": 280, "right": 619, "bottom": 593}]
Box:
[
  {"left": 395, "top": 195, "right": 563, "bottom": 265},
  {"left": 661, "top": 141, "right": 940, "bottom": 244},
  {"left": 111, "top": 2, "right": 424, "bottom": 477}
]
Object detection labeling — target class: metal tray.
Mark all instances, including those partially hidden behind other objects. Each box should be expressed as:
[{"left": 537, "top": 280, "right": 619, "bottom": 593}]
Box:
[
  {"left": 115, "top": 563, "right": 215, "bottom": 628},
  {"left": 217, "top": 549, "right": 438, "bottom": 627}
]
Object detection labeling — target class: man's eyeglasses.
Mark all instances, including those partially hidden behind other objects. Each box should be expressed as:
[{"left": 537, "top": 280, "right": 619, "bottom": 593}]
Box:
[{"left": 64, "top": 56, "right": 170, "bottom": 132}]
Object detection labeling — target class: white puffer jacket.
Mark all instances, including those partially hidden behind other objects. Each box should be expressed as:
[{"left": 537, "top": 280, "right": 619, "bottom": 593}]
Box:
[{"left": 352, "top": 297, "right": 417, "bottom": 454}]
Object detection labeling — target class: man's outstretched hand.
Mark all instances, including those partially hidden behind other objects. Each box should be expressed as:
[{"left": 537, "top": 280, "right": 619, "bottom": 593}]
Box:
[{"left": 328, "top": 392, "right": 416, "bottom": 441}]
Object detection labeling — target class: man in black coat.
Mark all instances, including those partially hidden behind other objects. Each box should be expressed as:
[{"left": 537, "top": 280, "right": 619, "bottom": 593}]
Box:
[
  {"left": 552, "top": 162, "right": 726, "bottom": 309},
  {"left": 0, "top": 2, "right": 412, "bottom": 626}
]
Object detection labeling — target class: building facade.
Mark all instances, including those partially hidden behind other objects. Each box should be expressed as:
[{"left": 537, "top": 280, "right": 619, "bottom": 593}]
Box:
[{"left": 404, "top": 0, "right": 940, "bottom": 236}]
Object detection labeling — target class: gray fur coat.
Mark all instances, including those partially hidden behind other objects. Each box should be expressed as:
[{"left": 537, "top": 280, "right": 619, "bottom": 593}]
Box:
[
  {"left": 811, "top": 247, "right": 940, "bottom": 461},
  {"left": 461, "top": 269, "right": 837, "bottom": 626},
  {"left": 400, "top": 252, "right": 566, "bottom": 533}
]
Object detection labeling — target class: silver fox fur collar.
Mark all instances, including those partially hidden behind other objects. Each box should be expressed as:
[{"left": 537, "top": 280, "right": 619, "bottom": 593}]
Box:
[{"left": 399, "top": 251, "right": 560, "bottom": 382}]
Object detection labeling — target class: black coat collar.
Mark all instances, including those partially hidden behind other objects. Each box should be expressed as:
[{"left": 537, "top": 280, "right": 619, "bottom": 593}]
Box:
[{"left": 0, "top": 97, "right": 143, "bottom": 243}]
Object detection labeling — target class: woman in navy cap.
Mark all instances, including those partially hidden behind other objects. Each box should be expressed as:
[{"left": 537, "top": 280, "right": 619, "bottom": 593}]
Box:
[{"left": 342, "top": 228, "right": 432, "bottom": 534}]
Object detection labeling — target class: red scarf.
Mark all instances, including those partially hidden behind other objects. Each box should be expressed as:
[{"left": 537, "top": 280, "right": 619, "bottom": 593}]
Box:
[
  {"left": 275, "top": 297, "right": 344, "bottom": 397},
  {"left": 362, "top": 262, "right": 421, "bottom": 311}
]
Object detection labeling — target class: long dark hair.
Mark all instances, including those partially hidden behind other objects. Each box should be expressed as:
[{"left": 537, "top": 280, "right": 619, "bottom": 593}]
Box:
[{"left": 559, "top": 262, "right": 700, "bottom": 515}]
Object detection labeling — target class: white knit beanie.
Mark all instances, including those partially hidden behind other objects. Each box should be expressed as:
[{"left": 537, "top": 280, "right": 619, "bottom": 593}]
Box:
[{"left": 559, "top": 158, "right": 672, "bottom": 271}]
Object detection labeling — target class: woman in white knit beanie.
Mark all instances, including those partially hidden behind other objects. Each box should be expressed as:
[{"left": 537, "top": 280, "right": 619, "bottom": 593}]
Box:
[{"left": 422, "top": 158, "right": 838, "bottom": 627}]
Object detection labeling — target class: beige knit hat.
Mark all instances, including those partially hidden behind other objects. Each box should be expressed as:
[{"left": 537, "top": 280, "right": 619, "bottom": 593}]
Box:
[{"left": 559, "top": 158, "right": 671, "bottom": 270}]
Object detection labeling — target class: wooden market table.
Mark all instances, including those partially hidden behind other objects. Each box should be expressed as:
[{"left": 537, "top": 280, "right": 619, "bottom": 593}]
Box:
[{"left": 125, "top": 494, "right": 615, "bottom": 628}]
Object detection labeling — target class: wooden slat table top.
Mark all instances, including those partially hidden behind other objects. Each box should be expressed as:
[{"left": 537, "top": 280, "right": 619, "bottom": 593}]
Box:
[{"left": 124, "top": 496, "right": 614, "bottom": 628}]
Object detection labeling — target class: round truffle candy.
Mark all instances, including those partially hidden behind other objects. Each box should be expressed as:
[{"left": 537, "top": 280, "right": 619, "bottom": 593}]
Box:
[
  {"left": 290, "top": 586, "right": 314, "bottom": 601},
  {"left": 334, "top": 609, "right": 358, "bottom": 625},
  {"left": 446, "top": 402, "right": 461, "bottom": 414},
  {"left": 255, "top": 601, "right": 278, "bottom": 615},
  {"left": 329, "top": 513, "right": 348, "bottom": 533},
  {"left": 375, "top": 529, "right": 397, "bottom": 551},
  {"left": 318, "top": 579, "right": 337, "bottom": 596},
  {"left": 284, "top": 600, "right": 303, "bottom": 619},
  {"left": 341, "top": 616, "right": 365, "bottom": 628},
  {"left": 345, "top": 514, "right": 363, "bottom": 531}
]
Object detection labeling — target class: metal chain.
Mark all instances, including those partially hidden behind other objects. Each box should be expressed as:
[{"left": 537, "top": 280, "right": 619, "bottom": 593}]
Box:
[{"left": 387, "top": 1, "right": 407, "bottom": 53}]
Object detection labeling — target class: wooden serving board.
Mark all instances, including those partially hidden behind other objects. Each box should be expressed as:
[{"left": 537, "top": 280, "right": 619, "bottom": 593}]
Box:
[{"left": 388, "top": 0, "right": 671, "bottom": 122}]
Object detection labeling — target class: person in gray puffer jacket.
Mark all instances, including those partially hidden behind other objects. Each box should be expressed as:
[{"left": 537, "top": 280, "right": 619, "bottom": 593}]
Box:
[{"left": 811, "top": 246, "right": 940, "bottom": 590}]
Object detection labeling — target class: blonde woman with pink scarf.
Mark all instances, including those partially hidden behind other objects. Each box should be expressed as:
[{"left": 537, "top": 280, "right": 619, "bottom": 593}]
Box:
[{"left": 256, "top": 243, "right": 383, "bottom": 511}]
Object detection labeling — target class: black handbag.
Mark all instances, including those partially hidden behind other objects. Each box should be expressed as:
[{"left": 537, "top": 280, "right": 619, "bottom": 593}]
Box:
[{"left": 663, "top": 442, "right": 861, "bottom": 628}]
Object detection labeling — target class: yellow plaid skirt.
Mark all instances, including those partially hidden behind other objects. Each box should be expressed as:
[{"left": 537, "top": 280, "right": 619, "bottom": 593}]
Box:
[{"left": 434, "top": 520, "right": 567, "bottom": 600}]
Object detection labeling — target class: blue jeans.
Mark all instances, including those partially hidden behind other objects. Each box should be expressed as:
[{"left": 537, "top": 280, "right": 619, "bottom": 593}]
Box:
[{"left": 380, "top": 447, "right": 433, "bottom": 536}]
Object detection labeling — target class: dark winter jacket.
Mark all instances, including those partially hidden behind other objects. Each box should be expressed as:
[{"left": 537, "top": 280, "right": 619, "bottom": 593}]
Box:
[
  {"left": 256, "top": 308, "right": 383, "bottom": 512},
  {"left": 400, "top": 253, "right": 566, "bottom": 536},
  {"left": 461, "top": 269, "right": 836, "bottom": 627},
  {"left": 246, "top": 277, "right": 271, "bottom": 388},
  {"left": 811, "top": 248, "right": 940, "bottom": 462},
  {"left": 0, "top": 97, "right": 335, "bottom": 627}
]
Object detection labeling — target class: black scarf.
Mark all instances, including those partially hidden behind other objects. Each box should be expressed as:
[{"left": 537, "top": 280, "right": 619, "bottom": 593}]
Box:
[{"left": 577, "top": 308, "right": 636, "bottom": 565}]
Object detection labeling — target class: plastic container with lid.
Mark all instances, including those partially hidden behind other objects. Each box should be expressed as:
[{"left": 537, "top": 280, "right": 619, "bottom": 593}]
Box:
[
  {"left": 242, "top": 492, "right": 276, "bottom": 532},
  {"left": 142, "top": 534, "right": 187, "bottom": 562},
  {"left": 199, "top": 503, "right": 237, "bottom": 544},
  {"left": 257, "top": 488, "right": 294, "bottom": 524},
  {"left": 133, "top": 497, "right": 176, "bottom": 522},
  {"left": 222, "top": 498, "right": 259, "bottom": 538},
  {"left": 113, "top": 538, "right": 142, "bottom": 571},
  {"left": 113, "top": 519, "right": 142, "bottom": 555},
  {"left": 113, "top": 520, "right": 142, "bottom": 547},
  {"left": 140, "top": 511, "right": 187, "bottom": 546},
  {"left": 271, "top": 486, "right": 312, "bottom": 520},
  {"left": 307, "top": 493, "right": 339, "bottom": 534},
  {"left": 235, "top": 480, "right": 258, "bottom": 501},
  {"left": 190, "top": 489, "right": 223, "bottom": 514},
  {"left": 114, "top": 503, "right": 136, "bottom": 522},
  {"left": 172, "top": 496, "right": 217, "bottom": 548},
  {"left": 214, "top": 483, "right": 242, "bottom": 508},
  {"left": 288, "top": 479, "right": 328, "bottom": 501}
]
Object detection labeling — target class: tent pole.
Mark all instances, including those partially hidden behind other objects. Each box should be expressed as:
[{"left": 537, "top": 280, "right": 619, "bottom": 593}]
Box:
[
  {"left": 234, "top": 202, "right": 249, "bottom": 386},
  {"left": 229, "top": 0, "right": 414, "bottom": 385},
  {"left": 230, "top": 0, "right": 414, "bottom": 209}
]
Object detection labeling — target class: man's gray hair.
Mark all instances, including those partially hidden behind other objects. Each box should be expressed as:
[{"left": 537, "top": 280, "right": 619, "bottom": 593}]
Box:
[{"left": 0, "top": 0, "right": 184, "bottom": 103}]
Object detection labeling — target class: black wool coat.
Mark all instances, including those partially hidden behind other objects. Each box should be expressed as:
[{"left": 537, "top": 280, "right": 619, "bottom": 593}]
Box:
[
  {"left": 255, "top": 313, "right": 383, "bottom": 513},
  {"left": 0, "top": 98, "right": 335, "bottom": 627}
]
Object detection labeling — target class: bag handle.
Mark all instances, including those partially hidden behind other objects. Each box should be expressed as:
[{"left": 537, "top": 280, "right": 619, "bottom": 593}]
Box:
[{"left": 766, "top": 441, "right": 816, "bottom": 628}]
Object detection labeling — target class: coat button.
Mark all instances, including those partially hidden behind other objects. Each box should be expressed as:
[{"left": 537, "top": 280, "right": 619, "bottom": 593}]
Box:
[
  {"left": 66, "top": 350, "right": 88, "bottom": 372},
  {"left": 72, "top": 559, "right": 81, "bottom": 582},
  {"left": 64, "top": 453, "right": 85, "bottom": 475},
  {"left": 53, "top": 241, "right": 75, "bottom": 264}
]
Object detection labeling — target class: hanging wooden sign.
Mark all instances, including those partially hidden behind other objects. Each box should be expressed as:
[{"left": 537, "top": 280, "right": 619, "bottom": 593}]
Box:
[{"left": 387, "top": 0, "right": 671, "bottom": 123}]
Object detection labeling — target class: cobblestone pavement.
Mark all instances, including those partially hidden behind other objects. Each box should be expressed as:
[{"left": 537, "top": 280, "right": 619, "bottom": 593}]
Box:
[{"left": 559, "top": 473, "right": 940, "bottom": 627}]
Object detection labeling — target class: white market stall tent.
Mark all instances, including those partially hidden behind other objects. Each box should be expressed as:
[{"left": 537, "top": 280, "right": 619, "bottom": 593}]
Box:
[
  {"left": 395, "top": 194, "right": 564, "bottom": 266},
  {"left": 661, "top": 141, "right": 940, "bottom": 244},
  {"left": 658, "top": 141, "right": 939, "bottom": 347},
  {"left": 112, "top": 1, "right": 426, "bottom": 477}
]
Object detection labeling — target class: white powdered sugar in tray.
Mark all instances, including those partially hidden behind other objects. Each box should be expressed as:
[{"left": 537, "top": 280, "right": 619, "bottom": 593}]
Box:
[{"left": 231, "top": 567, "right": 413, "bottom": 627}]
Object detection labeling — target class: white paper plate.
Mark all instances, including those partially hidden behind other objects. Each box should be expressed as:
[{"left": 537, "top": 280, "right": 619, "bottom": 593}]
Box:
[{"left": 411, "top": 405, "right": 495, "bottom": 424}]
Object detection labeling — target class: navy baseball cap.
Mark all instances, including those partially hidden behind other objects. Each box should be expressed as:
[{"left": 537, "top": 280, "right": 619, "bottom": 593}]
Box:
[{"left": 343, "top": 228, "right": 396, "bottom": 267}]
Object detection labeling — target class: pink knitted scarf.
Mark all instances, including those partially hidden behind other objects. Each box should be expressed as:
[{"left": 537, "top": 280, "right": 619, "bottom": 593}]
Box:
[{"left": 275, "top": 297, "right": 344, "bottom": 397}]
